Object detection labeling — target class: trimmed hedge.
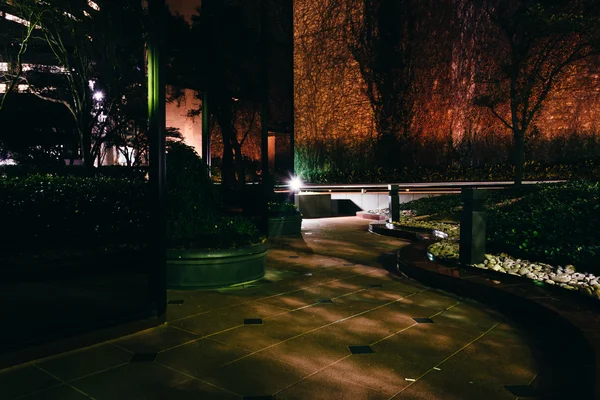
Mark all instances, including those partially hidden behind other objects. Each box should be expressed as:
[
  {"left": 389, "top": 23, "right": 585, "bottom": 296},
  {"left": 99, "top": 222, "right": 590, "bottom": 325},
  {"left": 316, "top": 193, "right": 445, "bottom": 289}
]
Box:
[
  {"left": 0, "top": 164, "right": 148, "bottom": 179},
  {"left": 0, "top": 142, "right": 263, "bottom": 255},
  {"left": 398, "top": 186, "right": 543, "bottom": 217},
  {"left": 0, "top": 175, "right": 149, "bottom": 251},
  {"left": 296, "top": 158, "right": 600, "bottom": 184}
]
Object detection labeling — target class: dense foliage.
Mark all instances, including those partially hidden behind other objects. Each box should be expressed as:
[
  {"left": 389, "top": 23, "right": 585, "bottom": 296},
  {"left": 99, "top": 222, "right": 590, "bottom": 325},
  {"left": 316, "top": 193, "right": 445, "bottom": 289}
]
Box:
[
  {"left": 399, "top": 194, "right": 462, "bottom": 217},
  {"left": 487, "top": 181, "right": 600, "bottom": 273},
  {"left": 0, "top": 165, "right": 148, "bottom": 179},
  {"left": 295, "top": 158, "right": 600, "bottom": 184},
  {"left": 398, "top": 181, "right": 600, "bottom": 273},
  {"left": 166, "top": 141, "right": 262, "bottom": 249},
  {"left": 0, "top": 174, "right": 149, "bottom": 252},
  {"left": 267, "top": 201, "right": 299, "bottom": 217},
  {"left": 0, "top": 142, "right": 263, "bottom": 255}
]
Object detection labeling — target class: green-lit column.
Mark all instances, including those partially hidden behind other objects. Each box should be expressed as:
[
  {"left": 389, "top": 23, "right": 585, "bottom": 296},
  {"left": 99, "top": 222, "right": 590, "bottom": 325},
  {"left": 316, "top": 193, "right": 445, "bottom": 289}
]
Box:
[{"left": 147, "top": 0, "right": 167, "bottom": 317}]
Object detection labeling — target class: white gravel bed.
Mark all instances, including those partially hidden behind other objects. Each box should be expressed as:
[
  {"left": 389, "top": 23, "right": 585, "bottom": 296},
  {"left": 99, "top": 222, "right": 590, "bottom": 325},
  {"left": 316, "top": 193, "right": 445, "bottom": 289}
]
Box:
[{"left": 428, "top": 240, "right": 600, "bottom": 299}]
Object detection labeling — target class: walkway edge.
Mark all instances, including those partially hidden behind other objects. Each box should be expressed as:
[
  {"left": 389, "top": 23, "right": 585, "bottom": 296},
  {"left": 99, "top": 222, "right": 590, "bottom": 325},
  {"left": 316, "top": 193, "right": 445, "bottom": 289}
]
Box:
[{"left": 392, "top": 235, "right": 598, "bottom": 399}]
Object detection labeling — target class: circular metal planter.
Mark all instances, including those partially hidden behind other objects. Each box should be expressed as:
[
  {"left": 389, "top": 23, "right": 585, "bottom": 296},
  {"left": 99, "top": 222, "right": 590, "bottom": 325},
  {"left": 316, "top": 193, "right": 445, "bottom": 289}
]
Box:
[
  {"left": 268, "top": 214, "right": 302, "bottom": 236},
  {"left": 167, "top": 243, "right": 267, "bottom": 289}
]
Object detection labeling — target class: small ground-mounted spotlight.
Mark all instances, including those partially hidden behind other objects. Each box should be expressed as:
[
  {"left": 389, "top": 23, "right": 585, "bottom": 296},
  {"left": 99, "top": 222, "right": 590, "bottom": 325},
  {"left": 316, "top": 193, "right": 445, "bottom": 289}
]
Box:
[{"left": 289, "top": 177, "right": 302, "bottom": 193}]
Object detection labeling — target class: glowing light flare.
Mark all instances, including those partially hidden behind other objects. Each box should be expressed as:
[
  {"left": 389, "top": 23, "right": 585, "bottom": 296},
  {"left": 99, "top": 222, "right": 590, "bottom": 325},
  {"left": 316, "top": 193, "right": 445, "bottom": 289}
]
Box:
[
  {"left": 92, "top": 91, "right": 104, "bottom": 101},
  {"left": 289, "top": 177, "right": 302, "bottom": 192}
]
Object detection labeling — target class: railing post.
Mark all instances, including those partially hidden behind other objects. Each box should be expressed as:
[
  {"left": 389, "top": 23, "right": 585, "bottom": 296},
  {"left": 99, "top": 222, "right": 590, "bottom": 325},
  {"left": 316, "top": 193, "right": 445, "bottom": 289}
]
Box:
[
  {"left": 388, "top": 184, "right": 399, "bottom": 223},
  {"left": 459, "top": 188, "right": 488, "bottom": 265}
]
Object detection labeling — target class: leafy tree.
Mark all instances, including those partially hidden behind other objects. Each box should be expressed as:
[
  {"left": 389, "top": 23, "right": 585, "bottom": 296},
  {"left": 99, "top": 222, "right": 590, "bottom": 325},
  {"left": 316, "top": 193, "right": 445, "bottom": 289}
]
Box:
[
  {"left": 1, "top": 0, "right": 146, "bottom": 169},
  {"left": 187, "top": 0, "right": 265, "bottom": 195},
  {"left": 346, "top": 0, "right": 417, "bottom": 169},
  {"left": 474, "top": 0, "right": 600, "bottom": 185}
]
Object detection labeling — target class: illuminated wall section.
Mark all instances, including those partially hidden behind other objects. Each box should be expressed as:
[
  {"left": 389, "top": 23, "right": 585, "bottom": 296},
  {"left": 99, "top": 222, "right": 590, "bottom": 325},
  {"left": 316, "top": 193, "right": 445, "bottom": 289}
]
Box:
[{"left": 166, "top": 86, "right": 203, "bottom": 155}]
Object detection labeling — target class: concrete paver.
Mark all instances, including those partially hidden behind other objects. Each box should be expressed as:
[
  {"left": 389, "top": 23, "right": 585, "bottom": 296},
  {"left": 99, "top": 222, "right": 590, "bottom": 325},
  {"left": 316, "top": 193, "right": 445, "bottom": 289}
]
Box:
[{"left": 0, "top": 217, "right": 539, "bottom": 399}]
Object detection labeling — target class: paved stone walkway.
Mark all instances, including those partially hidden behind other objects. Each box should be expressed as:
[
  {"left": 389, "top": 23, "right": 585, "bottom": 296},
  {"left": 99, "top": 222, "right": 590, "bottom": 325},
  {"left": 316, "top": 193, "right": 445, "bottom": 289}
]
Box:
[{"left": 0, "top": 217, "right": 539, "bottom": 399}]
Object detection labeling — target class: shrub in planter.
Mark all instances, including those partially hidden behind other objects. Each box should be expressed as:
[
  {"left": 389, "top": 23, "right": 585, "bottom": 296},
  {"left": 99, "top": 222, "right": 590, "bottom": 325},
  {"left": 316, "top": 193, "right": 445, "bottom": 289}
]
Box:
[
  {"left": 164, "top": 142, "right": 265, "bottom": 288},
  {"left": 268, "top": 201, "right": 300, "bottom": 217},
  {"left": 165, "top": 141, "right": 263, "bottom": 249}
]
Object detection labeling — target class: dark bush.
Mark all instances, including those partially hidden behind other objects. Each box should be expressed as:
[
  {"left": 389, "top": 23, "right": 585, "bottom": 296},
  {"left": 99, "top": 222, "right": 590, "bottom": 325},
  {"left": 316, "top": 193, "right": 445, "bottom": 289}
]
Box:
[
  {"left": 0, "top": 164, "right": 149, "bottom": 180},
  {"left": 487, "top": 181, "right": 600, "bottom": 273},
  {"left": 0, "top": 174, "right": 150, "bottom": 252},
  {"left": 295, "top": 158, "right": 600, "bottom": 184},
  {"left": 165, "top": 141, "right": 261, "bottom": 249},
  {"left": 399, "top": 194, "right": 462, "bottom": 216},
  {"left": 398, "top": 181, "right": 600, "bottom": 272},
  {"left": 268, "top": 201, "right": 299, "bottom": 217}
]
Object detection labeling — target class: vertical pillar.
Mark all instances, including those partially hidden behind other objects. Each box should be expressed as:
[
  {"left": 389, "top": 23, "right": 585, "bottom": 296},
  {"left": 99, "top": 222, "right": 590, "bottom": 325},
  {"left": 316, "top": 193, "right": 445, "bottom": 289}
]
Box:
[
  {"left": 459, "top": 188, "right": 488, "bottom": 265},
  {"left": 388, "top": 184, "right": 399, "bottom": 223},
  {"left": 202, "top": 90, "right": 211, "bottom": 172},
  {"left": 147, "top": 0, "right": 167, "bottom": 317},
  {"left": 260, "top": 0, "right": 271, "bottom": 235}
]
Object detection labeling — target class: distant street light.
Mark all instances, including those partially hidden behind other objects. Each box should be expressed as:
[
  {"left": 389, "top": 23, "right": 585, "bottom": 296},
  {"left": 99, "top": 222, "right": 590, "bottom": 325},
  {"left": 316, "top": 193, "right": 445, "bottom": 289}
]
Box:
[{"left": 92, "top": 91, "right": 104, "bottom": 101}]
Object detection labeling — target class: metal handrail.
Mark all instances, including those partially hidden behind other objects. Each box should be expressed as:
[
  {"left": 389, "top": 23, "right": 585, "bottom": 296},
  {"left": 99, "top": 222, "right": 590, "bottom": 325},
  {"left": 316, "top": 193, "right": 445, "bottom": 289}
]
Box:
[{"left": 275, "top": 180, "right": 566, "bottom": 193}]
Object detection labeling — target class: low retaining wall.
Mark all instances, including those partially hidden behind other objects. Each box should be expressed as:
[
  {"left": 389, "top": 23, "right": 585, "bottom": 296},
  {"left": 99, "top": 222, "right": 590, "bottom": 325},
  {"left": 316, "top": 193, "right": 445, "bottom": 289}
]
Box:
[
  {"left": 331, "top": 192, "right": 433, "bottom": 212},
  {"left": 371, "top": 222, "right": 600, "bottom": 399},
  {"left": 296, "top": 192, "right": 438, "bottom": 217},
  {"left": 167, "top": 243, "right": 267, "bottom": 289}
]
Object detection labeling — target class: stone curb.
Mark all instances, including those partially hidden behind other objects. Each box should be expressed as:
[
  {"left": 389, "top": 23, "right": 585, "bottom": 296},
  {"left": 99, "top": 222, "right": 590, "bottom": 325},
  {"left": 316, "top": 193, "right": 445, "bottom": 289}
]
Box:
[
  {"left": 373, "top": 224, "right": 600, "bottom": 399},
  {"left": 356, "top": 211, "right": 387, "bottom": 221}
]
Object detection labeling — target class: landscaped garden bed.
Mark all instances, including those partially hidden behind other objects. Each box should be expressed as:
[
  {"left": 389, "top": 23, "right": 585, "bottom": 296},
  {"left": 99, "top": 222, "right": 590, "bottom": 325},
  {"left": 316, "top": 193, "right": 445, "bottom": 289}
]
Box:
[
  {"left": 165, "top": 142, "right": 266, "bottom": 288},
  {"left": 0, "top": 142, "right": 267, "bottom": 288},
  {"left": 391, "top": 181, "right": 600, "bottom": 299}
]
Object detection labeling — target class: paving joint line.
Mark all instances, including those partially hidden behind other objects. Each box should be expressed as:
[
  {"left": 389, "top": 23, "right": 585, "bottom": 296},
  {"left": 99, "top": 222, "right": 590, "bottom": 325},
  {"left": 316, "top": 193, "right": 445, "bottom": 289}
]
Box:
[
  {"left": 219, "top": 289, "right": 429, "bottom": 367},
  {"left": 388, "top": 322, "right": 501, "bottom": 399},
  {"left": 154, "top": 360, "right": 242, "bottom": 397},
  {"left": 60, "top": 360, "right": 132, "bottom": 385},
  {"left": 160, "top": 287, "right": 376, "bottom": 354},
  {"left": 29, "top": 364, "right": 97, "bottom": 400},
  {"left": 159, "top": 325, "right": 246, "bottom": 353},
  {"left": 271, "top": 354, "right": 354, "bottom": 396},
  {"left": 0, "top": 337, "right": 132, "bottom": 376},
  {"left": 369, "top": 301, "right": 461, "bottom": 347},
  {"left": 168, "top": 267, "right": 382, "bottom": 323},
  {"left": 10, "top": 382, "right": 64, "bottom": 400}
]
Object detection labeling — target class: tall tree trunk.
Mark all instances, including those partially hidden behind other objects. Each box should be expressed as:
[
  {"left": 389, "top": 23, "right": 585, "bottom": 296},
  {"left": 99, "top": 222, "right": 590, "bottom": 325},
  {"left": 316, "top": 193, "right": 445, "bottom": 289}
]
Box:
[
  {"left": 231, "top": 139, "right": 246, "bottom": 190},
  {"left": 80, "top": 127, "right": 93, "bottom": 169},
  {"left": 221, "top": 126, "right": 236, "bottom": 197},
  {"left": 513, "top": 129, "right": 525, "bottom": 186}
]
